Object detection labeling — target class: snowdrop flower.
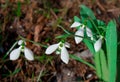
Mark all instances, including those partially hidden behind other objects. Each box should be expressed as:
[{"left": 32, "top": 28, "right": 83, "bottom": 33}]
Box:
[
  {"left": 71, "top": 22, "right": 93, "bottom": 44},
  {"left": 45, "top": 42, "right": 70, "bottom": 64},
  {"left": 94, "top": 37, "right": 103, "bottom": 52},
  {"left": 10, "top": 40, "right": 34, "bottom": 61}
]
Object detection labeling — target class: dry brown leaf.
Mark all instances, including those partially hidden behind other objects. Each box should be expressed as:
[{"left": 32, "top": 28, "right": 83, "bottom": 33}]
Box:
[
  {"left": 34, "top": 24, "right": 43, "bottom": 42},
  {"left": 107, "top": 8, "right": 120, "bottom": 18}
]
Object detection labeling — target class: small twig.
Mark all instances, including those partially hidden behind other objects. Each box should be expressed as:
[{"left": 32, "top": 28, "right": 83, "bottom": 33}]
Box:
[{"left": 50, "top": 9, "right": 58, "bottom": 19}]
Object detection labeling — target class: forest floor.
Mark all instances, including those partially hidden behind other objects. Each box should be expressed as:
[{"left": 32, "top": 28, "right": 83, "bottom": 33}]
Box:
[{"left": 0, "top": 0, "right": 120, "bottom": 82}]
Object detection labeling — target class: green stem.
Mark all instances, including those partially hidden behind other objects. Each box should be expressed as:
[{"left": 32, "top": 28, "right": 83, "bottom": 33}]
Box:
[
  {"left": 58, "top": 25, "right": 93, "bottom": 43},
  {"left": 2, "top": 41, "right": 18, "bottom": 60},
  {"left": 88, "top": 17, "right": 101, "bottom": 35},
  {"left": 19, "top": 36, "right": 48, "bottom": 48}
]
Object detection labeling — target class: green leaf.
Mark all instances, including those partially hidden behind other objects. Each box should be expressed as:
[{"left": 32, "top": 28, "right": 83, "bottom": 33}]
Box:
[
  {"left": 55, "top": 33, "right": 70, "bottom": 39},
  {"left": 80, "top": 5, "right": 98, "bottom": 34},
  {"left": 70, "top": 54, "right": 95, "bottom": 69},
  {"left": 94, "top": 51, "right": 102, "bottom": 79},
  {"left": 86, "top": 19, "right": 93, "bottom": 30},
  {"left": 80, "top": 5, "right": 96, "bottom": 20},
  {"left": 116, "top": 32, "right": 120, "bottom": 82},
  {"left": 12, "top": 68, "right": 21, "bottom": 75},
  {"left": 74, "top": 16, "right": 81, "bottom": 22},
  {"left": 106, "top": 20, "right": 117, "bottom": 82},
  {"left": 16, "top": 1, "right": 21, "bottom": 17},
  {"left": 83, "top": 39, "right": 95, "bottom": 54},
  {"left": 94, "top": 49, "right": 109, "bottom": 82},
  {"left": 97, "top": 19, "right": 105, "bottom": 26},
  {"left": 99, "top": 49, "right": 109, "bottom": 82}
]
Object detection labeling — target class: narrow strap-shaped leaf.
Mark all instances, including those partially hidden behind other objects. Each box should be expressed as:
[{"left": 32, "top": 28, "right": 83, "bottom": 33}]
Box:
[
  {"left": 116, "top": 32, "right": 120, "bottom": 82},
  {"left": 106, "top": 20, "right": 117, "bottom": 82},
  {"left": 74, "top": 16, "right": 81, "bottom": 22},
  {"left": 70, "top": 54, "right": 95, "bottom": 69},
  {"left": 16, "top": 1, "right": 21, "bottom": 17},
  {"left": 83, "top": 39, "right": 95, "bottom": 54},
  {"left": 94, "top": 51, "right": 102, "bottom": 79},
  {"left": 95, "top": 49, "right": 109, "bottom": 82},
  {"left": 55, "top": 33, "right": 70, "bottom": 39},
  {"left": 80, "top": 5, "right": 96, "bottom": 20},
  {"left": 100, "top": 49, "right": 109, "bottom": 82}
]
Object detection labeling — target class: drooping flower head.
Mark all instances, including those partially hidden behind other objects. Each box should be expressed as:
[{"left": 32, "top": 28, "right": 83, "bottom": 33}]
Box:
[
  {"left": 70, "top": 22, "right": 93, "bottom": 44},
  {"left": 45, "top": 41, "right": 70, "bottom": 64},
  {"left": 94, "top": 36, "right": 103, "bottom": 52},
  {"left": 10, "top": 40, "right": 34, "bottom": 61}
]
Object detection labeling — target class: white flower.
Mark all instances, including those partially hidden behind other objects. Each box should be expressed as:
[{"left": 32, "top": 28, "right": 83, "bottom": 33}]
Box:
[
  {"left": 70, "top": 22, "right": 82, "bottom": 27},
  {"left": 71, "top": 22, "right": 93, "bottom": 44},
  {"left": 94, "top": 37, "right": 103, "bottom": 52},
  {"left": 45, "top": 42, "right": 70, "bottom": 64},
  {"left": 10, "top": 40, "right": 34, "bottom": 61}
]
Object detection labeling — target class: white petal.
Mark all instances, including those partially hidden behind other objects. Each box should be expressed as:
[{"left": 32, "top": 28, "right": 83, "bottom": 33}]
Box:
[
  {"left": 18, "top": 40, "right": 26, "bottom": 45},
  {"left": 18, "top": 40, "right": 24, "bottom": 45},
  {"left": 61, "top": 45, "right": 69, "bottom": 64},
  {"left": 75, "top": 28, "right": 84, "bottom": 44},
  {"left": 24, "top": 47, "right": 34, "bottom": 61},
  {"left": 70, "top": 22, "right": 81, "bottom": 28},
  {"left": 65, "top": 42, "right": 70, "bottom": 48},
  {"left": 45, "top": 43, "right": 59, "bottom": 54},
  {"left": 94, "top": 38, "right": 102, "bottom": 52},
  {"left": 10, "top": 48, "right": 21, "bottom": 60},
  {"left": 86, "top": 28, "right": 93, "bottom": 39}
]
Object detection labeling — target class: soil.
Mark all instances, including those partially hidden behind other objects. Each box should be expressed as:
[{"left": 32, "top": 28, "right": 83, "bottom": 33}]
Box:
[{"left": 0, "top": 0, "right": 120, "bottom": 82}]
